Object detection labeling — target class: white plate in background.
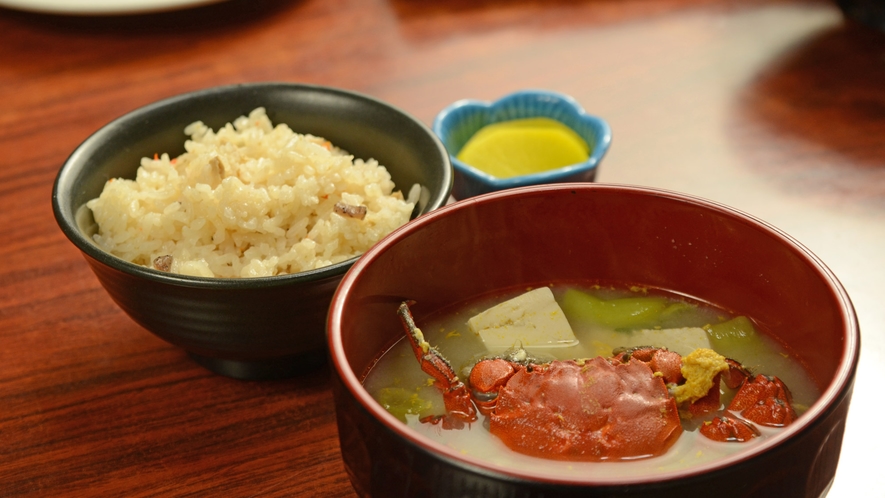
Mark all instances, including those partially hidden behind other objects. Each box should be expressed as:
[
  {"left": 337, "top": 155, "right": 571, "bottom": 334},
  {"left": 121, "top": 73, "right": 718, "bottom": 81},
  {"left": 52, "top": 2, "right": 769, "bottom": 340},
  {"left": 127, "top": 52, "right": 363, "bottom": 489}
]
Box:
[{"left": 0, "top": 0, "right": 228, "bottom": 15}]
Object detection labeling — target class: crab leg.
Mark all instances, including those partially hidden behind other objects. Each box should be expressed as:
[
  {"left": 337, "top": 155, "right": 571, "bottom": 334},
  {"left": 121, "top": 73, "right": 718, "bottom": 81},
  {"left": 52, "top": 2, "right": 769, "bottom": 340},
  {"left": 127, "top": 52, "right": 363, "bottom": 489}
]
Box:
[
  {"left": 397, "top": 302, "right": 477, "bottom": 427},
  {"left": 728, "top": 374, "right": 797, "bottom": 427},
  {"left": 700, "top": 415, "right": 760, "bottom": 442}
]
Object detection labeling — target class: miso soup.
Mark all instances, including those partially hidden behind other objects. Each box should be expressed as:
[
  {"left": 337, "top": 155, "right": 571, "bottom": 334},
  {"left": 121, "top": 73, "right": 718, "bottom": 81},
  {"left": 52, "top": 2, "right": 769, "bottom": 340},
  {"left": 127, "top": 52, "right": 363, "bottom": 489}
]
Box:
[{"left": 363, "top": 281, "right": 819, "bottom": 478}]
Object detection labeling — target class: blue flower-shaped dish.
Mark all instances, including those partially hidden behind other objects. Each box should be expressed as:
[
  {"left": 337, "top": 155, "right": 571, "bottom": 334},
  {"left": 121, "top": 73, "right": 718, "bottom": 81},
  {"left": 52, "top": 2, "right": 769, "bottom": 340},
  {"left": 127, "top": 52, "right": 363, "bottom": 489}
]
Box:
[{"left": 433, "top": 90, "right": 612, "bottom": 199}]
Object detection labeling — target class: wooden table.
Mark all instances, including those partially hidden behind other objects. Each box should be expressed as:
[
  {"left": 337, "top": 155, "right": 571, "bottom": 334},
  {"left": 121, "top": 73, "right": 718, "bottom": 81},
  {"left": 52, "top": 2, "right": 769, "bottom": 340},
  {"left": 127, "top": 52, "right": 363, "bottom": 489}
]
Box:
[{"left": 2, "top": 0, "right": 882, "bottom": 495}]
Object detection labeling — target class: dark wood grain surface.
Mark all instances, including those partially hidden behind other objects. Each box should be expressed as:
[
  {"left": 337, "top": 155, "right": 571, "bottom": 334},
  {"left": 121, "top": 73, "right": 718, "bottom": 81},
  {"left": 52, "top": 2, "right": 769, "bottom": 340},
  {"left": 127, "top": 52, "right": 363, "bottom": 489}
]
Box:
[{"left": 2, "top": 0, "right": 883, "bottom": 495}]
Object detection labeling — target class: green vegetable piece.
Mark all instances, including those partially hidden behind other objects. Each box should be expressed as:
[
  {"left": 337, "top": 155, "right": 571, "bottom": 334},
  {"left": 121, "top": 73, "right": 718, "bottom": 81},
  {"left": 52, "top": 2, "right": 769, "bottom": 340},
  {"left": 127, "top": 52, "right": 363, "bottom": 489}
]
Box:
[
  {"left": 656, "top": 301, "right": 711, "bottom": 328},
  {"left": 705, "top": 316, "right": 768, "bottom": 363},
  {"left": 560, "top": 288, "right": 670, "bottom": 330},
  {"left": 374, "top": 387, "right": 434, "bottom": 422},
  {"left": 660, "top": 301, "right": 696, "bottom": 319}
]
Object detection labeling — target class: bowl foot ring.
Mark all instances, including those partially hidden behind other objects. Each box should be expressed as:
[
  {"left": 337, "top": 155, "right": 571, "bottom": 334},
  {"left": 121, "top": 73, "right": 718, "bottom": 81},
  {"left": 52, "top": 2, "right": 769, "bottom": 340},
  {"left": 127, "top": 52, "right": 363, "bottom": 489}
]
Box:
[{"left": 188, "top": 351, "right": 327, "bottom": 380}]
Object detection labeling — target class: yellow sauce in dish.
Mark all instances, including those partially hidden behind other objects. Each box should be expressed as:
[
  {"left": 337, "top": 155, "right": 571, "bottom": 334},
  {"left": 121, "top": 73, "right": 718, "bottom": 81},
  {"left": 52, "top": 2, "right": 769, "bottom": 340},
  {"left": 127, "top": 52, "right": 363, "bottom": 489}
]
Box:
[{"left": 456, "top": 118, "right": 590, "bottom": 179}]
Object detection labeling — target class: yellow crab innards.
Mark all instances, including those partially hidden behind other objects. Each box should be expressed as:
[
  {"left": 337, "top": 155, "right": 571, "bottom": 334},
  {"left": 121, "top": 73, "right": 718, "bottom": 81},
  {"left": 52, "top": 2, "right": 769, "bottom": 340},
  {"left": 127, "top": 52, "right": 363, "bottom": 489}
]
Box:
[
  {"left": 87, "top": 107, "right": 418, "bottom": 278},
  {"left": 671, "top": 348, "right": 730, "bottom": 405}
]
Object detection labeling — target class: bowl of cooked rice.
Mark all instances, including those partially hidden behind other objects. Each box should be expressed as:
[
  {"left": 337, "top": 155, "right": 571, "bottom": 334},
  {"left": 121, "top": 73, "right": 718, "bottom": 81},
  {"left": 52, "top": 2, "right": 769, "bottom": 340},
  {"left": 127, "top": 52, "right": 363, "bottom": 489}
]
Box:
[{"left": 52, "top": 82, "right": 453, "bottom": 380}]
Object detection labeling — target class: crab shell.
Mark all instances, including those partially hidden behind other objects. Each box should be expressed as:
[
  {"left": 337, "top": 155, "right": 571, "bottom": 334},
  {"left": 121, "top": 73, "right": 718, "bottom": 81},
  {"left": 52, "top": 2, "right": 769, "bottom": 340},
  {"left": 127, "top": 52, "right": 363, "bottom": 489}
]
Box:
[{"left": 471, "top": 357, "right": 683, "bottom": 461}]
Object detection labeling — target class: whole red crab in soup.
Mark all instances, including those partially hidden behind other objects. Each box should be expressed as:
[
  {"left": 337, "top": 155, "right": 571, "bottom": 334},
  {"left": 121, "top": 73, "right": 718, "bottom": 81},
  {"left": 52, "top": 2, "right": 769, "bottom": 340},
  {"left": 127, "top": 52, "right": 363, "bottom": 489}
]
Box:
[
  {"left": 398, "top": 302, "right": 681, "bottom": 461},
  {"left": 396, "top": 301, "right": 798, "bottom": 462}
]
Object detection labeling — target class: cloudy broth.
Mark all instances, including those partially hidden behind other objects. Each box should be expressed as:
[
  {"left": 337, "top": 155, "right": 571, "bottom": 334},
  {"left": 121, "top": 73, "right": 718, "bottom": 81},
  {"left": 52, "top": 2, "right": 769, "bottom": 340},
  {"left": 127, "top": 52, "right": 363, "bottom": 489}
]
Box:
[{"left": 363, "top": 282, "right": 820, "bottom": 477}]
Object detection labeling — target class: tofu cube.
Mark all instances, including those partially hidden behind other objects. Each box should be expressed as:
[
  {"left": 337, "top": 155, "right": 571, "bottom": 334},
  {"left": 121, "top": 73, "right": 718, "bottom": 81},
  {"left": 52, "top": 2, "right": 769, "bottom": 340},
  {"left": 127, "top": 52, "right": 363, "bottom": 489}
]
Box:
[{"left": 468, "top": 287, "right": 578, "bottom": 350}]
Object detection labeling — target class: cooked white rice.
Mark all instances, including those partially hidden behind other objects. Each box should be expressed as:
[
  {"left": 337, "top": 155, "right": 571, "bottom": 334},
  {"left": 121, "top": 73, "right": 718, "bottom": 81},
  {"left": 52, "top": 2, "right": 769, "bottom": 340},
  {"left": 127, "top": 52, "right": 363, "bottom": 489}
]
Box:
[{"left": 87, "top": 107, "right": 418, "bottom": 278}]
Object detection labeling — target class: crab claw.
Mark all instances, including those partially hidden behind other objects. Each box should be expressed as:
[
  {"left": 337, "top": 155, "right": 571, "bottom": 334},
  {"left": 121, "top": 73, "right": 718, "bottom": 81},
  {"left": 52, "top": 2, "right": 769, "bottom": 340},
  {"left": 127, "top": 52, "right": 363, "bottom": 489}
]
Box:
[
  {"left": 468, "top": 358, "right": 516, "bottom": 415},
  {"left": 700, "top": 415, "right": 760, "bottom": 442},
  {"left": 728, "top": 374, "right": 796, "bottom": 427},
  {"left": 397, "top": 302, "right": 477, "bottom": 426},
  {"left": 723, "top": 358, "right": 752, "bottom": 389}
]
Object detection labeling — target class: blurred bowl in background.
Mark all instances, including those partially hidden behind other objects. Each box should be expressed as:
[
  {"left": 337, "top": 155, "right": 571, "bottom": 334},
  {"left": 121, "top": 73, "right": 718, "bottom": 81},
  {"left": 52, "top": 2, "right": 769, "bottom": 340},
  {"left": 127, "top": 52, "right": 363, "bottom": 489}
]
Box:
[
  {"left": 433, "top": 90, "right": 611, "bottom": 199},
  {"left": 837, "top": 0, "right": 885, "bottom": 31},
  {"left": 52, "top": 82, "right": 452, "bottom": 380}
]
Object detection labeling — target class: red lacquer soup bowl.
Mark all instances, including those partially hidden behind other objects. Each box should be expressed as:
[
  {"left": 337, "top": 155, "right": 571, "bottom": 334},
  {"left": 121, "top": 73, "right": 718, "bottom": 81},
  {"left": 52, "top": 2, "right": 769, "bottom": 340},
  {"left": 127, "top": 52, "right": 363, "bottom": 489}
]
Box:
[{"left": 327, "top": 183, "right": 858, "bottom": 497}]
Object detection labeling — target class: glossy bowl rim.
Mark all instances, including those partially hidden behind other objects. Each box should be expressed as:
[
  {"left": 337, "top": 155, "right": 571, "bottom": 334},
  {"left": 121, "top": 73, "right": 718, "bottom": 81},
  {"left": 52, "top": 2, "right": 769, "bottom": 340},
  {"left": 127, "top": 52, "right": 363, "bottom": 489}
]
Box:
[
  {"left": 432, "top": 89, "right": 613, "bottom": 189},
  {"left": 328, "top": 182, "right": 859, "bottom": 487},
  {"left": 51, "top": 82, "right": 453, "bottom": 290}
]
